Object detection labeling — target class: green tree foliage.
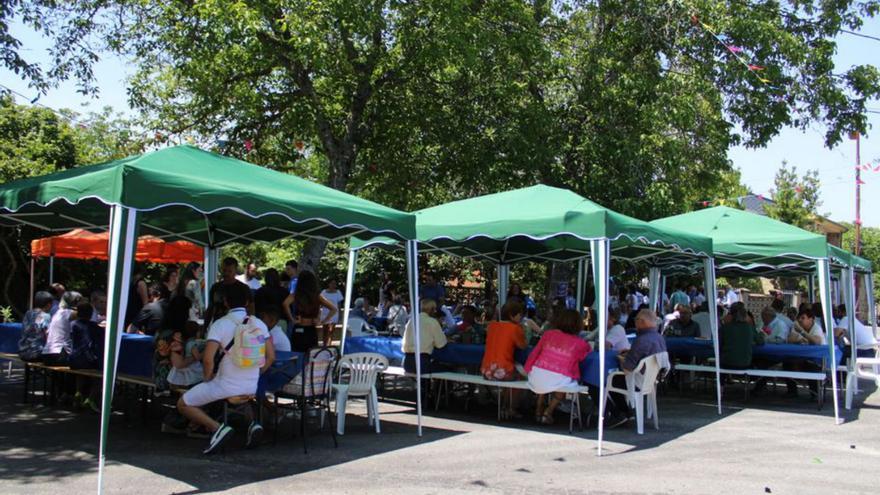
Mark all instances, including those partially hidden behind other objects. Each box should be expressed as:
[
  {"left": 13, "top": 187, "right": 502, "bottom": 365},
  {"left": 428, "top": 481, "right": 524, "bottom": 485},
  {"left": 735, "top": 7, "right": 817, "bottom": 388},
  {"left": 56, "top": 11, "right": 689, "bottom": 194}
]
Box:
[
  {"left": 842, "top": 222, "right": 880, "bottom": 305},
  {"left": 0, "top": 94, "right": 77, "bottom": 182},
  {"left": 764, "top": 162, "right": 821, "bottom": 229},
  {"left": 0, "top": 96, "right": 145, "bottom": 315}
]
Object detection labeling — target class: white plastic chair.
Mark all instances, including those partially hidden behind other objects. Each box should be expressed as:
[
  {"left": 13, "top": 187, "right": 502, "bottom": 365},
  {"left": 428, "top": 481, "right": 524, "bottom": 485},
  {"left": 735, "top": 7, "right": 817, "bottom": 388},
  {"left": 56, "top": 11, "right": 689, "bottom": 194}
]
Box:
[
  {"left": 332, "top": 352, "right": 389, "bottom": 435},
  {"left": 347, "top": 316, "right": 378, "bottom": 337},
  {"left": 845, "top": 343, "right": 880, "bottom": 409},
  {"left": 602, "top": 351, "right": 670, "bottom": 434}
]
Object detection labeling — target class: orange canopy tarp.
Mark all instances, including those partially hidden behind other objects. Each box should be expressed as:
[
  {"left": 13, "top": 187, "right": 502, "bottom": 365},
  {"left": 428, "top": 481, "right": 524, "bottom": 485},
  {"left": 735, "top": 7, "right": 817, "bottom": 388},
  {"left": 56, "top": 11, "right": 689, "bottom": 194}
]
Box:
[{"left": 31, "top": 229, "right": 204, "bottom": 263}]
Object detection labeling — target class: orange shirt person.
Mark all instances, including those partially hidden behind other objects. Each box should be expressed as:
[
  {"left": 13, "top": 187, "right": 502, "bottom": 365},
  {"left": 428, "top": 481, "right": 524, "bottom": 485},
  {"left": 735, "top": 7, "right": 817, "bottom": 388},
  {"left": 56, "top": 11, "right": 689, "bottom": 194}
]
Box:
[{"left": 481, "top": 300, "right": 528, "bottom": 381}]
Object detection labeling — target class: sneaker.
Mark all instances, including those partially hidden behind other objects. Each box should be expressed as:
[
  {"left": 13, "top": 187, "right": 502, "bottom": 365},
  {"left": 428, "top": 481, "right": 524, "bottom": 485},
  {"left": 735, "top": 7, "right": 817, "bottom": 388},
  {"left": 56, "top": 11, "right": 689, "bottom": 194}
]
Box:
[
  {"left": 606, "top": 414, "right": 629, "bottom": 429},
  {"left": 203, "top": 424, "right": 234, "bottom": 455},
  {"left": 246, "top": 421, "right": 263, "bottom": 449}
]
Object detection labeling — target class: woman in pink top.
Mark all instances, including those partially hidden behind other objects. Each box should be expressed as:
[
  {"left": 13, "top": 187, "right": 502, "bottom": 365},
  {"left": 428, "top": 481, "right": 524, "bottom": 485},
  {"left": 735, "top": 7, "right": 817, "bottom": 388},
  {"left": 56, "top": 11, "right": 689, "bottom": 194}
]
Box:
[{"left": 525, "top": 309, "right": 591, "bottom": 424}]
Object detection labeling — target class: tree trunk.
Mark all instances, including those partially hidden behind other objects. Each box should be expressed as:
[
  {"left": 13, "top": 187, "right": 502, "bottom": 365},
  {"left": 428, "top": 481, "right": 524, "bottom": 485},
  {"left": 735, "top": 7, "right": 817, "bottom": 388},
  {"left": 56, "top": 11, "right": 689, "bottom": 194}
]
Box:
[{"left": 299, "top": 152, "right": 353, "bottom": 274}]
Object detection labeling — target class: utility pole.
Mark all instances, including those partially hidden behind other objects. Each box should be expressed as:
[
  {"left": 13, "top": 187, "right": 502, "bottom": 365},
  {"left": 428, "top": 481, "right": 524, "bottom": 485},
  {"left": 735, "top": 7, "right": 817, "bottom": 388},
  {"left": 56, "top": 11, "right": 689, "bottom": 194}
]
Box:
[{"left": 850, "top": 131, "right": 862, "bottom": 256}]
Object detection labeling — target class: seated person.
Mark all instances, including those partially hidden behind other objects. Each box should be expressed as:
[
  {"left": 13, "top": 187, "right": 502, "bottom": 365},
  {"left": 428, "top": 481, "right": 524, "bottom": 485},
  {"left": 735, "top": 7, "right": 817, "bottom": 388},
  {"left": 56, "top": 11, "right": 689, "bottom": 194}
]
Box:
[
  {"left": 719, "top": 303, "right": 765, "bottom": 369},
  {"left": 665, "top": 306, "right": 700, "bottom": 338},
  {"left": 69, "top": 302, "right": 104, "bottom": 411},
  {"left": 584, "top": 307, "right": 630, "bottom": 351},
  {"left": 481, "top": 299, "right": 528, "bottom": 419},
  {"left": 177, "top": 283, "right": 275, "bottom": 454},
  {"left": 624, "top": 304, "right": 649, "bottom": 333},
  {"left": 788, "top": 308, "right": 825, "bottom": 345},
  {"left": 832, "top": 304, "right": 877, "bottom": 357},
  {"left": 771, "top": 298, "right": 794, "bottom": 330},
  {"left": 128, "top": 285, "right": 168, "bottom": 336},
  {"left": 590, "top": 309, "right": 667, "bottom": 429},
  {"left": 259, "top": 305, "right": 291, "bottom": 352},
  {"left": 526, "top": 309, "right": 590, "bottom": 424},
  {"left": 18, "top": 291, "right": 54, "bottom": 362},
  {"left": 781, "top": 308, "right": 823, "bottom": 397},
  {"left": 167, "top": 321, "right": 206, "bottom": 388},
  {"left": 401, "top": 298, "right": 448, "bottom": 373},
  {"left": 385, "top": 295, "right": 409, "bottom": 336},
  {"left": 690, "top": 302, "right": 714, "bottom": 339},
  {"left": 760, "top": 306, "right": 790, "bottom": 343},
  {"left": 450, "top": 305, "right": 485, "bottom": 344},
  {"left": 42, "top": 291, "right": 83, "bottom": 366}
]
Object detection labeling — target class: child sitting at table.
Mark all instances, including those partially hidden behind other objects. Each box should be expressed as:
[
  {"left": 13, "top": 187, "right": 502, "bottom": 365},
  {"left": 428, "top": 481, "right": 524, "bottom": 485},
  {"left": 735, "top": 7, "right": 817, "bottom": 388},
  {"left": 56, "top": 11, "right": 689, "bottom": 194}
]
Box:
[
  {"left": 481, "top": 300, "right": 528, "bottom": 419},
  {"left": 525, "top": 309, "right": 590, "bottom": 424},
  {"left": 69, "top": 302, "right": 104, "bottom": 412},
  {"left": 167, "top": 321, "right": 206, "bottom": 388},
  {"left": 259, "top": 305, "right": 291, "bottom": 352}
]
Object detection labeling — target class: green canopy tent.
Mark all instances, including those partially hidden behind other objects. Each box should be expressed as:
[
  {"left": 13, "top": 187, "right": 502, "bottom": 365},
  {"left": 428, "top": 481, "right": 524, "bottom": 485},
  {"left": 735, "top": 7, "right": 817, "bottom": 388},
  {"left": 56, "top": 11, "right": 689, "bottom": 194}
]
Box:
[
  {"left": 651, "top": 205, "right": 854, "bottom": 424},
  {"left": 0, "top": 145, "right": 417, "bottom": 493},
  {"left": 347, "top": 184, "right": 718, "bottom": 455}
]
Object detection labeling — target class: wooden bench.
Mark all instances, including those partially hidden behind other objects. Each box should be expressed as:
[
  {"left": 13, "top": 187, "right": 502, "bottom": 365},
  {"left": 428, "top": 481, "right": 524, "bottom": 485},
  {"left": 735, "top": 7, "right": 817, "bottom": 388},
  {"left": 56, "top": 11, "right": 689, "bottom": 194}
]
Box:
[{"left": 675, "top": 363, "right": 827, "bottom": 407}]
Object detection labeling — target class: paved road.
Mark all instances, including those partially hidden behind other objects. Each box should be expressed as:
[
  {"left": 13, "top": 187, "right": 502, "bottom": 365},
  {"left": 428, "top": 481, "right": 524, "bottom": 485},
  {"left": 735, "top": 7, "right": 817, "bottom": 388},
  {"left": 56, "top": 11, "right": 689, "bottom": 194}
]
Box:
[{"left": 0, "top": 368, "right": 877, "bottom": 494}]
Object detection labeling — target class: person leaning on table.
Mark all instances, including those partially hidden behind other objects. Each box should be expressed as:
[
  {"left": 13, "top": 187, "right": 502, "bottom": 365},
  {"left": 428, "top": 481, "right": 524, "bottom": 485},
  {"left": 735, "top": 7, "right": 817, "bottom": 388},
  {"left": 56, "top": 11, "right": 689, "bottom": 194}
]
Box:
[
  {"left": 402, "top": 298, "right": 448, "bottom": 374},
  {"left": 779, "top": 308, "right": 824, "bottom": 398}
]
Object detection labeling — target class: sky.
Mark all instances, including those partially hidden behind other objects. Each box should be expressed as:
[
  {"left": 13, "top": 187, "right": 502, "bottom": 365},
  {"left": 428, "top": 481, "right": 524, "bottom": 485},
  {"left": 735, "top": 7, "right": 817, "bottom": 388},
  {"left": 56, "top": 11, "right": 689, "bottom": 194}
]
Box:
[{"left": 1, "top": 14, "right": 879, "bottom": 227}]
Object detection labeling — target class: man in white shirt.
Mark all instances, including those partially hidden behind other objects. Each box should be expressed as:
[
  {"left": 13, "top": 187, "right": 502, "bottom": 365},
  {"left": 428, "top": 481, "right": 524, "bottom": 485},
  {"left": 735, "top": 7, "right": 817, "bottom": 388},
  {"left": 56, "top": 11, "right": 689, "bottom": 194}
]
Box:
[
  {"left": 692, "top": 287, "right": 707, "bottom": 309},
  {"left": 178, "top": 283, "right": 275, "bottom": 454},
  {"left": 761, "top": 306, "right": 791, "bottom": 343},
  {"left": 237, "top": 262, "right": 262, "bottom": 291},
  {"left": 724, "top": 286, "right": 740, "bottom": 307}
]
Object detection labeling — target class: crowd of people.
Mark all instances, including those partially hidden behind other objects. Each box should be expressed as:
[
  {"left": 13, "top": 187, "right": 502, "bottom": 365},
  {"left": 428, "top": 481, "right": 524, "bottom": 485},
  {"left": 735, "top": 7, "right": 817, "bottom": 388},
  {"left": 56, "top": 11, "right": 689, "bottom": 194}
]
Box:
[{"left": 16, "top": 262, "right": 879, "bottom": 443}]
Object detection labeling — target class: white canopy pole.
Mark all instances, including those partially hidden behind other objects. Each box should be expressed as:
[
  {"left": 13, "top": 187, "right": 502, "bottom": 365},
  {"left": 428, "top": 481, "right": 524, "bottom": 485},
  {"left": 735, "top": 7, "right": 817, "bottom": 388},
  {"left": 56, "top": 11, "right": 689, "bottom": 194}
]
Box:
[
  {"left": 497, "top": 264, "right": 509, "bottom": 308},
  {"left": 659, "top": 275, "right": 668, "bottom": 314},
  {"left": 405, "top": 240, "right": 423, "bottom": 436},
  {"left": 867, "top": 273, "right": 877, "bottom": 337},
  {"left": 591, "top": 239, "right": 610, "bottom": 456},
  {"left": 97, "top": 205, "right": 139, "bottom": 494},
  {"left": 648, "top": 266, "right": 661, "bottom": 315},
  {"left": 844, "top": 267, "right": 858, "bottom": 395},
  {"left": 703, "top": 258, "right": 722, "bottom": 414},
  {"left": 49, "top": 255, "right": 54, "bottom": 285},
  {"left": 340, "top": 249, "right": 358, "bottom": 356},
  {"left": 203, "top": 247, "right": 218, "bottom": 308},
  {"left": 29, "top": 257, "right": 35, "bottom": 308},
  {"left": 576, "top": 258, "right": 587, "bottom": 318},
  {"left": 808, "top": 275, "right": 816, "bottom": 304},
  {"left": 817, "top": 259, "right": 841, "bottom": 424}
]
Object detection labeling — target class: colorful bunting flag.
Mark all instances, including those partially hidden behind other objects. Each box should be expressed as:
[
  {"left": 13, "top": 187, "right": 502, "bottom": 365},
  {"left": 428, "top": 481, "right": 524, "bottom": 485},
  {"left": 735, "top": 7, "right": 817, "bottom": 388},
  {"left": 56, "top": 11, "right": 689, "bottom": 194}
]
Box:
[
  {"left": 244, "top": 139, "right": 254, "bottom": 151},
  {"left": 857, "top": 178, "right": 867, "bottom": 185}
]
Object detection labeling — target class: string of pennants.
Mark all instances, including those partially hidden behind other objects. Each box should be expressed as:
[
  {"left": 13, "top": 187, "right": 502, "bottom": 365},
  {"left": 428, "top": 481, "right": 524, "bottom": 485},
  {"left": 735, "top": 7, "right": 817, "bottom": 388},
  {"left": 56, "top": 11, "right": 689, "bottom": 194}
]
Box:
[{"left": 690, "top": 14, "right": 772, "bottom": 87}]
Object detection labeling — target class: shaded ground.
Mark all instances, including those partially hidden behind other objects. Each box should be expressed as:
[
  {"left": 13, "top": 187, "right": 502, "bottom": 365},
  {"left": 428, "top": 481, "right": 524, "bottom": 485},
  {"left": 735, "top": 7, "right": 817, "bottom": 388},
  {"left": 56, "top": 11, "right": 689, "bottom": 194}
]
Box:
[{"left": 0, "top": 365, "right": 878, "bottom": 494}]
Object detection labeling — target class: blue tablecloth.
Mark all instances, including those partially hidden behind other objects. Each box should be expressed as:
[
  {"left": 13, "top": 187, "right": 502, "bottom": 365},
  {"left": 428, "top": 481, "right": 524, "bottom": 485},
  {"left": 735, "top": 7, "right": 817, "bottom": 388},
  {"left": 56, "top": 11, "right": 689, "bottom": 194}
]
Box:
[
  {"left": 0, "top": 323, "right": 23, "bottom": 353},
  {"left": 664, "top": 337, "right": 843, "bottom": 367},
  {"left": 344, "top": 336, "right": 618, "bottom": 386},
  {"left": 117, "top": 333, "right": 156, "bottom": 378}
]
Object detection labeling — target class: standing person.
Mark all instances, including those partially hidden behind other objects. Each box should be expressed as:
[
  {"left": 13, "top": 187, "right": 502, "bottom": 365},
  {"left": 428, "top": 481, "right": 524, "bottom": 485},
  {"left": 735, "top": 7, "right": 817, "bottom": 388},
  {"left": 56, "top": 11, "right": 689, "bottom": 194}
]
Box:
[
  {"left": 283, "top": 259, "right": 299, "bottom": 323},
  {"left": 125, "top": 266, "right": 149, "bottom": 328},
  {"left": 254, "top": 268, "right": 288, "bottom": 317},
  {"left": 178, "top": 262, "right": 204, "bottom": 320},
  {"left": 526, "top": 309, "right": 591, "bottom": 424},
  {"left": 177, "top": 283, "right": 275, "bottom": 454},
  {"left": 669, "top": 285, "right": 690, "bottom": 310},
  {"left": 692, "top": 287, "right": 707, "bottom": 309},
  {"left": 724, "top": 285, "right": 740, "bottom": 308},
  {"left": 205, "top": 257, "right": 250, "bottom": 328},
  {"left": 163, "top": 265, "right": 180, "bottom": 298},
  {"left": 420, "top": 273, "right": 446, "bottom": 305},
  {"left": 18, "top": 291, "right": 54, "bottom": 362},
  {"left": 42, "top": 291, "right": 84, "bottom": 366},
  {"left": 320, "top": 279, "right": 344, "bottom": 346},
  {"left": 386, "top": 294, "right": 409, "bottom": 336},
  {"left": 481, "top": 300, "right": 528, "bottom": 419},
  {"left": 237, "top": 262, "right": 262, "bottom": 291},
  {"left": 286, "top": 270, "right": 337, "bottom": 352}
]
